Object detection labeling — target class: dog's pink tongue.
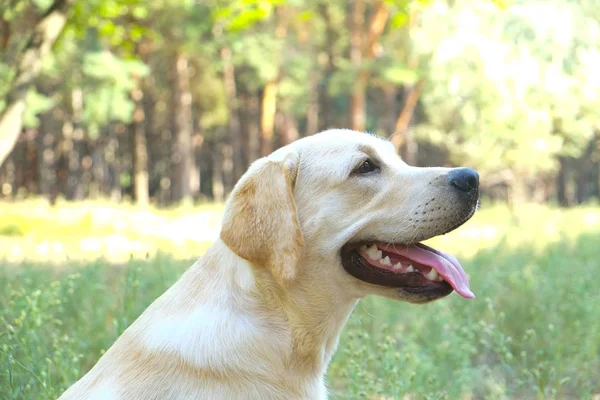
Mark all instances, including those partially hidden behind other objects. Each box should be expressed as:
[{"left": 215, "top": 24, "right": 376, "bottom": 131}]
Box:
[{"left": 397, "top": 244, "right": 474, "bottom": 299}]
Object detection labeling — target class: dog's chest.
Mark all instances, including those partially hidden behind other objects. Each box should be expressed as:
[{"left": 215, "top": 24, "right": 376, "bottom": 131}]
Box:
[{"left": 139, "top": 303, "right": 288, "bottom": 371}]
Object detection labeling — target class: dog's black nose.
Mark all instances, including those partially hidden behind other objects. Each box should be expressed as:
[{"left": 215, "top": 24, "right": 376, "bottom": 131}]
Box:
[{"left": 448, "top": 168, "right": 479, "bottom": 194}]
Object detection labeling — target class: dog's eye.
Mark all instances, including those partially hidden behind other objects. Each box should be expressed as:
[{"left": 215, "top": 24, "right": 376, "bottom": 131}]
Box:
[{"left": 355, "top": 159, "right": 380, "bottom": 174}]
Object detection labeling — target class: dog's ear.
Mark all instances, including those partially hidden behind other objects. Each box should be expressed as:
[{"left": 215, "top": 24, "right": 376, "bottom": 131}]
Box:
[{"left": 220, "top": 151, "right": 304, "bottom": 286}]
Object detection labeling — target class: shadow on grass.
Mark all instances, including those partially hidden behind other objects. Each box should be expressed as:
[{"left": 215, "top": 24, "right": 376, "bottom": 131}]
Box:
[{"left": 1, "top": 230, "right": 599, "bottom": 399}]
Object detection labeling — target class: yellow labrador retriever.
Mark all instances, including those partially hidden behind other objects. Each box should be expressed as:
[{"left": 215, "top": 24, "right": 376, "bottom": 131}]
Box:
[{"left": 59, "top": 129, "right": 479, "bottom": 400}]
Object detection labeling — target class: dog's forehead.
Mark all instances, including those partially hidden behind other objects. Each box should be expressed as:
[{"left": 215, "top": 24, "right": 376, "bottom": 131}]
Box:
[{"left": 294, "top": 129, "right": 397, "bottom": 159}]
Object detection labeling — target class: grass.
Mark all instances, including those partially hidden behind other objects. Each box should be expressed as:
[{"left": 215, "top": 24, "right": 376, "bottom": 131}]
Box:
[
  {"left": 1, "top": 200, "right": 599, "bottom": 399},
  {"left": 0, "top": 199, "right": 223, "bottom": 264}
]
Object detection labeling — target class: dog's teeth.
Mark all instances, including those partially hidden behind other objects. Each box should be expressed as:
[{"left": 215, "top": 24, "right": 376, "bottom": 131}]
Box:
[
  {"left": 437, "top": 275, "right": 444, "bottom": 282},
  {"left": 360, "top": 244, "right": 368, "bottom": 252},
  {"left": 365, "top": 245, "right": 382, "bottom": 260},
  {"left": 426, "top": 269, "right": 439, "bottom": 281},
  {"left": 392, "top": 262, "right": 403, "bottom": 270},
  {"left": 406, "top": 264, "right": 414, "bottom": 272},
  {"left": 381, "top": 256, "right": 392, "bottom": 266}
]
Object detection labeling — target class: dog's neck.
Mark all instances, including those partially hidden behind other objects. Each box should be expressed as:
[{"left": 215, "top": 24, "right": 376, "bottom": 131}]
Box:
[
  {"left": 280, "top": 264, "right": 359, "bottom": 375},
  {"left": 187, "top": 240, "right": 359, "bottom": 382}
]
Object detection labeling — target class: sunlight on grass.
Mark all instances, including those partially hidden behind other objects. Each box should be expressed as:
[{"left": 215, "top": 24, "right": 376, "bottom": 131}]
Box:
[
  {"left": 1, "top": 201, "right": 599, "bottom": 399},
  {"left": 0, "top": 200, "right": 224, "bottom": 264}
]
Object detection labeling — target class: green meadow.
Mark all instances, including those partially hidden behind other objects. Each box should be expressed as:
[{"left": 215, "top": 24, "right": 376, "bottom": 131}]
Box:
[{"left": 1, "top": 201, "right": 599, "bottom": 399}]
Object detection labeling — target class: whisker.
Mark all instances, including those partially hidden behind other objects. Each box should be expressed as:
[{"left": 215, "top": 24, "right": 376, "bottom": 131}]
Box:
[
  {"left": 387, "top": 130, "right": 415, "bottom": 142},
  {"left": 387, "top": 130, "right": 401, "bottom": 141}
]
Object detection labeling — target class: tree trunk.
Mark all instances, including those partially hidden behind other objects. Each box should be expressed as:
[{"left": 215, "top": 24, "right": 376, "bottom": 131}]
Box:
[
  {"left": 575, "top": 165, "right": 587, "bottom": 205},
  {"left": 130, "top": 84, "right": 149, "bottom": 205},
  {"left": 349, "top": 0, "right": 365, "bottom": 131},
  {"left": 278, "top": 113, "right": 299, "bottom": 146},
  {"left": 129, "top": 41, "right": 151, "bottom": 206},
  {"left": 190, "top": 132, "right": 203, "bottom": 199},
  {"left": 532, "top": 173, "right": 551, "bottom": 203},
  {"left": 402, "top": 132, "right": 418, "bottom": 166},
  {"left": 220, "top": 46, "right": 244, "bottom": 185},
  {"left": 0, "top": 0, "right": 73, "bottom": 168},
  {"left": 392, "top": 80, "right": 423, "bottom": 165},
  {"left": 556, "top": 156, "right": 568, "bottom": 206},
  {"left": 383, "top": 86, "right": 398, "bottom": 135},
  {"left": 59, "top": 121, "right": 76, "bottom": 200},
  {"left": 306, "top": 68, "right": 320, "bottom": 136},
  {"left": 302, "top": 20, "right": 320, "bottom": 137},
  {"left": 260, "top": 82, "right": 278, "bottom": 156},
  {"left": 575, "top": 133, "right": 597, "bottom": 204},
  {"left": 350, "top": 83, "right": 367, "bottom": 131},
  {"left": 592, "top": 149, "right": 600, "bottom": 200},
  {"left": 88, "top": 136, "right": 103, "bottom": 200},
  {"left": 54, "top": 118, "right": 71, "bottom": 203},
  {"left": 260, "top": 6, "right": 288, "bottom": 156},
  {"left": 593, "top": 159, "right": 600, "bottom": 200},
  {"left": 318, "top": 4, "right": 337, "bottom": 131},
  {"left": 106, "top": 122, "right": 122, "bottom": 202},
  {"left": 221, "top": 143, "right": 234, "bottom": 197},
  {"left": 142, "top": 73, "right": 158, "bottom": 202},
  {"left": 247, "top": 92, "right": 261, "bottom": 164},
  {"left": 509, "top": 177, "right": 529, "bottom": 206},
  {"left": 13, "top": 138, "right": 27, "bottom": 197},
  {"left": 37, "top": 108, "right": 57, "bottom": 200},
  {"left": 0, "top": 156, "right": 17, "bottom": 198},
  {"left": 349, "top": 0, "right": 389, "bottom": 132},
  {"left": 199, "top": 138, "right": 214, "bottom": 200},
  {"left": 170, "top": 53, "right": 194, "bottom": 204},
  {"left": 65, "top": 86, "right": 85, "bottom": 200},
  {"left": 212, "top": 143, "right": 225, "bottom": 202},
  {"left": 237, "top": 90, "right": 251, "bottom": 169},
  {"left": 24, "top": 128, "right": 39, "bottom": 196}
]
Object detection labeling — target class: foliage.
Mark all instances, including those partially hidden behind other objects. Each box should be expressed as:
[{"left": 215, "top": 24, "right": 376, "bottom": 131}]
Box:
[
  {"left": 1, "top": 203, "right": 600, "bottom": 398},
  {"left": 1, "top": 0, "right": 599, "bottom": 204},
  {"left": 82, "top": 51, "right": 149, "bottom": 130},
  {"left": 414, "top": 0, "right": 600, "bottom": 183},
  {"left": 0, "top": 257, "right": 191, "bottom": 399},
  {"left": 23, "top": 90, "right": 54, "bottom": 128}
]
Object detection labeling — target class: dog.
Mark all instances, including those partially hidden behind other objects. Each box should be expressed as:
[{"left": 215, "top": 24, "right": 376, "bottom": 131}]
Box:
[{"left": 59, "top": 129, "right": 479, "bottom": 400}]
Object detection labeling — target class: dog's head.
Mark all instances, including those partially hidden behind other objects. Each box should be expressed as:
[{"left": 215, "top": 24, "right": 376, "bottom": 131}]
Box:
[{"left": 221, "top": 129, "right": 479, "bottom": 304}]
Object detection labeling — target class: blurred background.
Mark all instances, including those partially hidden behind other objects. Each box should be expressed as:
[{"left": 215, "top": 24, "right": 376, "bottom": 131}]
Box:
[{"left": 1, "top": 0, "right": 599, "bottom": 399}]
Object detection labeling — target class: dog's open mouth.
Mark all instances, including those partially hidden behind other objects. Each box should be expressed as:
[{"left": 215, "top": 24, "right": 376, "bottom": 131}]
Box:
[{"left": 341, "top": 242, "right": 475, "bottom": 299}]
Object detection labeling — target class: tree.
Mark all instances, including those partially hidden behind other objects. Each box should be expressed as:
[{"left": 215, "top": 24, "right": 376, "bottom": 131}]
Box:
[
  {"left": 0, "top": 0, "right": 74, "bottom": 168},
  {"left": 1, "top": 0, "right": 598, "bottom": 207},
  {"left": 413, "top": 0, "right": 600, "bottom": 203},
  {"left": 349, "top": 0, "right": 389, "bottom": 131},
  {"left": 170, "top": 52, "right": 194, "bottom": 203}
]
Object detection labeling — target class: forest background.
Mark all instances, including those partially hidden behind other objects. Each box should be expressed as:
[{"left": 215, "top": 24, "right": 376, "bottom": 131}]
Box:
[
  {"left": 1, "top": 0, "right": 600, "bottom": 399},
  {"left": 2, "top": 0, "right": 599, "bottom": 205}
]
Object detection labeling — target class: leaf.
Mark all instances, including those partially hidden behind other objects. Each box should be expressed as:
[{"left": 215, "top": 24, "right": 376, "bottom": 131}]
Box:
[
  {"left": 228, "top": 7, "right": 271, "bottom": 31},
  {"left": 390, "top": 13, "right": 408, "bottom": 28},
  {"left": 491, "top": 0, "right": 511, "bottom": 9},
  {"left": 129, "top": 25, "right": 147, "bottom": 42},
  {"left": 381, "top": 66, "right": 418, "bottom": 84},
  {"left": 24, "top": 89, "right": 55, "bottom": 128},
  {"left": 98, "top": 21, "right": 116, "bottom": 37},
  {"left": 132, "top": 6, "right": 148, "bottom": 20},
  {"left": 298, "top": 10, "right": 312, "bottom": 21}
]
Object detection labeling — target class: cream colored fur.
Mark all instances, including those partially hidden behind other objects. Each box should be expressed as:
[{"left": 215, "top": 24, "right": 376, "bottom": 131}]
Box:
[{"left": 59, "top": 129, "right": 471, "bottom": 400}]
